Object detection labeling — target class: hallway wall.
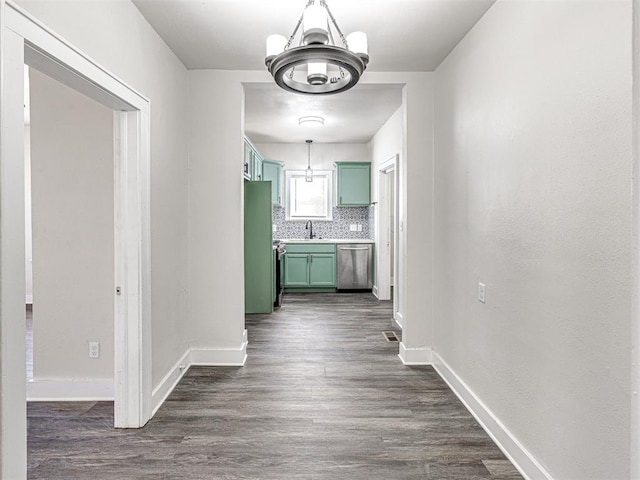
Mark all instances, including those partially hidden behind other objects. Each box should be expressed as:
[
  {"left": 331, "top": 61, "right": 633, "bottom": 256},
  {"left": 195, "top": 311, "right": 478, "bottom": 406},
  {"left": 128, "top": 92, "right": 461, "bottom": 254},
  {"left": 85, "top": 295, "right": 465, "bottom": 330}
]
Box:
[
  {"left": 16, "top": 0, "right": 191, "bottom": 389},
  {"left": 433, "top": 0, "right": 633, "bottom": 478}
]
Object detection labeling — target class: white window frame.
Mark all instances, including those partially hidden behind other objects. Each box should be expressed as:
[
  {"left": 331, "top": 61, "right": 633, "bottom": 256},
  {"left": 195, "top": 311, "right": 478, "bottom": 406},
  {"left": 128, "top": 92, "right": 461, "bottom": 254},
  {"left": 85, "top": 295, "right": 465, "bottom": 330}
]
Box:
[{"left": 285, "top": 170, "right": 333, "bottom": 221}]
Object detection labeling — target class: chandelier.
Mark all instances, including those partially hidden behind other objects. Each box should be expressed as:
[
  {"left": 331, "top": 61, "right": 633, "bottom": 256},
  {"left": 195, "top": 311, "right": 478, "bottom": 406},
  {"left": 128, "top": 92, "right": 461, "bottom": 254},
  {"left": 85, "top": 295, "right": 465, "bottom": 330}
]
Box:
[{"left": 265, "top": 0, "right": 369, "bottom": 95}]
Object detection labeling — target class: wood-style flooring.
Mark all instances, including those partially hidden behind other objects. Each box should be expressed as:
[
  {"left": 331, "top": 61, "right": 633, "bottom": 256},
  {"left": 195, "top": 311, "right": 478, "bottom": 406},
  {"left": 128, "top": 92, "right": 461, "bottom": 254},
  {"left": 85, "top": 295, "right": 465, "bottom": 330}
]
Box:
[{"left": 28, "top": 293, "right": 522, "bottom": 479}]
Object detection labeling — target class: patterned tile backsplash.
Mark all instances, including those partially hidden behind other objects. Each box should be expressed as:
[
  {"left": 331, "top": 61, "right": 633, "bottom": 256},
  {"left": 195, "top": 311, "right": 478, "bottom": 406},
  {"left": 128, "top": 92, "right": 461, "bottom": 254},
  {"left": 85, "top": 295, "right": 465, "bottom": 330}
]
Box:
[{"left": 273, "top": 206, "right": 373, "bottom": 240}]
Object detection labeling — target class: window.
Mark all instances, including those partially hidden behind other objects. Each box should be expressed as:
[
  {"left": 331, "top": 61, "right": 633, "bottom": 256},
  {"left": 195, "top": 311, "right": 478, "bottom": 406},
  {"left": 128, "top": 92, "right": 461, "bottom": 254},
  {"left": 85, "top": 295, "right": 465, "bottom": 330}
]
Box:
[{"left": 285, "top": 170, "right": 333, "bottom": 221}]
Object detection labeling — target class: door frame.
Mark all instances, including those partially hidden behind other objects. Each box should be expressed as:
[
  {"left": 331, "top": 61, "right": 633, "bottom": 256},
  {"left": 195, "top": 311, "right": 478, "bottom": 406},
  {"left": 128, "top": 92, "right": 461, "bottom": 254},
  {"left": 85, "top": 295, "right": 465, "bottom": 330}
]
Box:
[
  {"left": 632, "top": 1, "right": 640, "bottom": 478},
  {"left": 1, "top": 2, "right": 151, "bottom": 476},
  {"left": 375, "top": 155, "right": 399, "bottom": 317}
]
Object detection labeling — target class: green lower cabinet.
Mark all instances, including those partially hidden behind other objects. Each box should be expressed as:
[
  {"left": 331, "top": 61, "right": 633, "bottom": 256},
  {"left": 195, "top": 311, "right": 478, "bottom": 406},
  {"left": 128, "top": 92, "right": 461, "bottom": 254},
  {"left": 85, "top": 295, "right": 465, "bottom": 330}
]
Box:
[
  {"left": 283, "top": 244, "right": 336, "bottom": 291},
  {"left": 283, "top": 254, "right": 310, "bottom": 287},
  {"left": 308, "top": 254, "right": 336, "bottom": 287}
]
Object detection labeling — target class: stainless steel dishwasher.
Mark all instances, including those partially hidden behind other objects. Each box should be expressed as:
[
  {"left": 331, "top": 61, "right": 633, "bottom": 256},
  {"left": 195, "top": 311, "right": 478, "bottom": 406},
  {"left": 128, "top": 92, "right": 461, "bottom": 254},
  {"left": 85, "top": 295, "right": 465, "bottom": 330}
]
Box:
[{"left": 337, "top": 244, "right": 373, "bottom": 290}]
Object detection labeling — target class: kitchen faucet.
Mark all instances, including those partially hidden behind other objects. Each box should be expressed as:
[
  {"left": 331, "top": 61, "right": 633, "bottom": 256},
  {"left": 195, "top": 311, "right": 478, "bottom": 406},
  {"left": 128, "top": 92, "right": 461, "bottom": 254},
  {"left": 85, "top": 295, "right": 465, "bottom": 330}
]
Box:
[{"left": 305, "top": 220, "right": 315, "bottom": 239}]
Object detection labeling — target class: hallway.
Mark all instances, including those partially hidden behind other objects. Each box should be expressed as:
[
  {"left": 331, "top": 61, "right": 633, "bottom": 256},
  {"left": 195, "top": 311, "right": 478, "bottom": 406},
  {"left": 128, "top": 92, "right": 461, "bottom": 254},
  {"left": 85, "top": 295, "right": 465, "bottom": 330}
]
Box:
[{"left": 28, "top": 293, "right": 521, "bottom": 479}]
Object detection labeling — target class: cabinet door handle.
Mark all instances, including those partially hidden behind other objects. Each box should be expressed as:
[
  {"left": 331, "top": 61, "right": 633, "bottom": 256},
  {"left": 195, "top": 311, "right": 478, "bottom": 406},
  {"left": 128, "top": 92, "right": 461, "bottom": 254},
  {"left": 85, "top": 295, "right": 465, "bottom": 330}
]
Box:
[
  {"left": 310, "top": 255, "right": 313, "bottom": 263},
  {"left": 340, "top": 196, "right": 342, "bottom": 204}
]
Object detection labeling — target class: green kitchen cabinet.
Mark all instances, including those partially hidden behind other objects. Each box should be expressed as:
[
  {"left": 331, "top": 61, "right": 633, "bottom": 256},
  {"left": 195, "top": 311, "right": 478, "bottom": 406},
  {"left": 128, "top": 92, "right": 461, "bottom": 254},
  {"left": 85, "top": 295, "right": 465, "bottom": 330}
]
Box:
[
  {"left": 335, "top": 162, "right": 371, "bottom": 206},
  {"left": 308, "top": 254, "right": 336, "bottom": 287},
  {"left": 262, "top": 160, "right": 283, "bottom": 205},
  {"left": 283, "top": 244, "right": 336, "bottom": 290},
  {"left": 282, "top": 254, "right": 310, "bottom": 287},
  {"left": 244, "top": 137, "right": 264, "bottom": 181}
]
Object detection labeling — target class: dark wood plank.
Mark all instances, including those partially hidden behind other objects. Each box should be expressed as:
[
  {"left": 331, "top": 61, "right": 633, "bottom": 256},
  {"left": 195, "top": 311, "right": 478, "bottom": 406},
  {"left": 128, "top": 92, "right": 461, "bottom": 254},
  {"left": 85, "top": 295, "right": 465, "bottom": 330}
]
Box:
[{"left": 28, "top": 293, "right": 522, "bottom": 479}]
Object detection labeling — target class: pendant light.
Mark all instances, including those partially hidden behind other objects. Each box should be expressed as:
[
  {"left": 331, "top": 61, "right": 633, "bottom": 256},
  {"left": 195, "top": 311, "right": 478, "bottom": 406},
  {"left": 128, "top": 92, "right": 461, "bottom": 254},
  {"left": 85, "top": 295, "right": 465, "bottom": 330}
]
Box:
[
  {"left": 265, "top": 0, "right": 369, "bottom": 95},
  {"left": 305, "top": 139, "right": 314, "bottom": 182}
]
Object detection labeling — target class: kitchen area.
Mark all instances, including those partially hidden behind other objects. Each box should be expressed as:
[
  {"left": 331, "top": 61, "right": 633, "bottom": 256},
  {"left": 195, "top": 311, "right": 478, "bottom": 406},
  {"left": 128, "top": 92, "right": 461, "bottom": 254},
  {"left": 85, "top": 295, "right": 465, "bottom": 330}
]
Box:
[{"left": 243, "top": 135, "right": 376, "bottom": 314}]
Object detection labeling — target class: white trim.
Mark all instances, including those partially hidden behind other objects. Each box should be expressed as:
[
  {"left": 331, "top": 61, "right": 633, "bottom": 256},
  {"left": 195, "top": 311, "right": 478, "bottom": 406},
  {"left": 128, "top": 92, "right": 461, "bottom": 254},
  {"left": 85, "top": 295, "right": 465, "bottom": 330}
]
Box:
[
  {"left": 372, "top": 285, "right": 379, "bottom": 298},
  {"left": 1, "top": 25, "right": 29, "bottom": 479},
  {"left": 632, "top": 0, "right": 640, "bottom": 477},
  {"left": 398, "top": 341, "right": 432, "bottom": 365},
  {"left": 151, "top": 349, "right": 191, "bottom": 416},
  {"left": 27, "top": 380, "right": 114, "bottom": 401},
  {"left": 374, "top": 154, "right": 398, "bottom": 303},
  {"left": 394, "top": 311, "right": 404, "bottom": 328},
  {"left": 25, "top": 294, "right": 32, "bottom": 304},
  {"left": 3, "top": 0, "right": 152, "bottom": 448},
  {"left": 432, "top": 351, "right": 554, "bottom": 480},
  {"left": 6, "top": 2, "right": 146, "bottom": 108},
  {"left": 151, "top": 331, "right": 249, "bottom": 415}
]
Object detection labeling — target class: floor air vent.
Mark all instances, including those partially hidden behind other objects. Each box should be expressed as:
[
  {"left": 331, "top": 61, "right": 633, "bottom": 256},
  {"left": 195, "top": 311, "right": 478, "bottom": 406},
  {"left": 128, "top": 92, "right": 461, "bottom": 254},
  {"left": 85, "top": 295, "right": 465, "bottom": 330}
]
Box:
[{"left": 383, "top": 331, "right": 399, "bottom": 342}]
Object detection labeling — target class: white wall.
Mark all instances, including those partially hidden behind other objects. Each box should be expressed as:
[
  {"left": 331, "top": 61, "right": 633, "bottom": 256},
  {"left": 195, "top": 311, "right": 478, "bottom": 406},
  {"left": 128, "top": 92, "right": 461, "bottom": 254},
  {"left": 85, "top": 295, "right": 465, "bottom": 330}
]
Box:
[
  {"left": 30, "top": 68, "right": 114, "bottom": 380},
  {"left": 433, "top": 1, "right": 632, "bottom": 478},
  {"left": 16, "top": 0, "right": 191, "bottom": 388},
  {"left": 368, "top": 106, "right": 402, "bottom": 302},
  {"left": 369, "top": 107, "right": 402, "bottom": 203},
  {"left": 188, "top": 70, "right": 253, "bottom": 351},
  {"left": 255, "top": 142, "right": 369, "bottom": 171}
]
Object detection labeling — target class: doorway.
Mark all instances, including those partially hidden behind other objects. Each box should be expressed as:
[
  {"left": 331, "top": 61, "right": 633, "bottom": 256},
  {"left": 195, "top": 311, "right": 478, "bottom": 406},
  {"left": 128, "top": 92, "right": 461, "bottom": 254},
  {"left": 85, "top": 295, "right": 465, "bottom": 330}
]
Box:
[
  {"left": 25, "top": 66, "right": 115, "bottom": 400},
  {"left": 376, "top": 155, "right": 400, "bottom": 323},
  {"left": 1, "top": 5, "right": 152, "bottom": 476}
]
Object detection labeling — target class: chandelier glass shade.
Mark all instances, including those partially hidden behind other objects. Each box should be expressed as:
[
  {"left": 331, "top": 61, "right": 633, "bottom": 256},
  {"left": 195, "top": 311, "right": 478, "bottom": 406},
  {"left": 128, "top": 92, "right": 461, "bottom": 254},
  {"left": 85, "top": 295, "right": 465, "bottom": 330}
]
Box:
[{"left": 265, "top": 0, "right": 369, "bottom": 95}]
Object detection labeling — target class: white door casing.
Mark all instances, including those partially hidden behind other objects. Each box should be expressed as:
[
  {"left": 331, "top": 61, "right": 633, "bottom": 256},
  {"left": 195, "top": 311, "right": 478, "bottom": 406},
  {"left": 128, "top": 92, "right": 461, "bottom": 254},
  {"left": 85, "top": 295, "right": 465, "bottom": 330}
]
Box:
[{"left": 1, "top": 1, "right": 151, "bottom": 476}]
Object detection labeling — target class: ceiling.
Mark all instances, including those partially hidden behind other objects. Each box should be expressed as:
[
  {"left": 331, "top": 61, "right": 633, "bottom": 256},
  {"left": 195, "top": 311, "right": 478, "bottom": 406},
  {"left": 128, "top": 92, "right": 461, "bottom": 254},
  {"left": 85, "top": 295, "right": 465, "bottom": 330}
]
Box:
[{"left": 132, "top": 0, "right": 496, "bottom": 143}]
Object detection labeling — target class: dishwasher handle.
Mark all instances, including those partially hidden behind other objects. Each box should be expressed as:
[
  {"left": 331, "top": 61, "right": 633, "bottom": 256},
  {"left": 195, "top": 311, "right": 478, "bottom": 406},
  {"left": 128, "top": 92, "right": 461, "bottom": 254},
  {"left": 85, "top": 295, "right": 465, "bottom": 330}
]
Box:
[{"left": 338, "top": 246, "right": 370, "bottom": 250}]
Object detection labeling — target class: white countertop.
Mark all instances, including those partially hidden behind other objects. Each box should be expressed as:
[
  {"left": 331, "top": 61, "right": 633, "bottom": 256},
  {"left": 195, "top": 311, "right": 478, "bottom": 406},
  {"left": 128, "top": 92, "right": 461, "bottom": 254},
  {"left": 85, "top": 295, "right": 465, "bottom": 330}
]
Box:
[{"left": 276, "top": 238, "right": 374, "bottom": 244}]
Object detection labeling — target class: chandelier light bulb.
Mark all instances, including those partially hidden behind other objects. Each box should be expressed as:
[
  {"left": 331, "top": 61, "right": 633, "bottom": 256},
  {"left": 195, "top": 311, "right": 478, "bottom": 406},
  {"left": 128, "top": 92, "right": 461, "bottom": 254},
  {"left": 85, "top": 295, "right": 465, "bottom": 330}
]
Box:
[
  {"left": 266, "top": 34, "right": 287, "bottom": 60},
  {"left": 347, "top": 32, "right": 369, "bottom": 58},
  {"left": 303, "top": 4, "right": 329, "bottom": 45},
  {"left": 307, "top": 62, "right": 328, "bottom": 85}
]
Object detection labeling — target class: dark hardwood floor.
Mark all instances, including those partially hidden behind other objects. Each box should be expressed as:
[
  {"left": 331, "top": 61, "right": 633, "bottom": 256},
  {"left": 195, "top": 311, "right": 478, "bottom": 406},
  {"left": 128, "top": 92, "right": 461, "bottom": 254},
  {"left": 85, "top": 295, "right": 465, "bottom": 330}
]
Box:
[{"left": 28, "top": 293, "right": 522, "bottom": 479}]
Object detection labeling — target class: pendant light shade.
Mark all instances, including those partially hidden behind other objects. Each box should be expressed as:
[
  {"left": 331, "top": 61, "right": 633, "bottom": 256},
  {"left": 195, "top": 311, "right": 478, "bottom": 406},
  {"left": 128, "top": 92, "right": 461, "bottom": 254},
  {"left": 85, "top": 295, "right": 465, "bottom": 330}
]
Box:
[
  {"left": 307, "top": 62, "right": 328, "bottom": 85},
  {"left": 305, "top": 139, "right": 314, "bottom": 182},
  {"left": 302, "top": 4, "right": 329, "bottom": 45},
  {"left": 265, "top": 0, "right": 369, "bottom": 95},
  {"left": 266, "top": 34, "right": 287, "bottom": 60},
  {"left": 346, "top": 32, "right": 369, "bottom": 58}
]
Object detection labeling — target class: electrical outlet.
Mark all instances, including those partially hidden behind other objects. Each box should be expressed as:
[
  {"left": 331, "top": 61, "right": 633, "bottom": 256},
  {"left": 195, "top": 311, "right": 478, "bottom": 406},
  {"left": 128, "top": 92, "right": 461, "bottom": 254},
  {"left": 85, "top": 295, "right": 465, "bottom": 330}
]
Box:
[
  {"left": 88, "top": 341, "right": 100, "bottom": 359},
  {"left": 272, "top": 225, "right": 277, "bottom": 232},
  {"left": 350, "top": 224, "right": 356, "bottom": 231},
  {"left": 357, "top": 224, "right": 362, "bottom": 232},
  {"left": 478, "top": 282, "right": 486, "bottom": 303}
]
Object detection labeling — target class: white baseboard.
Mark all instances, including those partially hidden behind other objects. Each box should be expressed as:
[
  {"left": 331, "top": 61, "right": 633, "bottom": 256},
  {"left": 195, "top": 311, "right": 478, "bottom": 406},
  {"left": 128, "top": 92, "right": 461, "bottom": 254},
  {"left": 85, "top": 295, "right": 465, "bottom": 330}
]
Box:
[
  {"left": 151, "top": 331, "right": 248, "bottom": 415},
  {"left": 27, "top": 379, "right": 114, "bottom": 401},
  {"left": 394, "top": 311, "right": 404, "bottom": 328},
  {"left": 190, "top": 329, "right": 248, "bottom": 366},
  {"left": 432, "top": 351, "right": 553, "bottom": 480},
  {"left": 398, "top": 342, "right": 432, "bottom": 365},
  {"left": 25, "top": 294, "right": 33, "bottom": 304},
  {"left": 151, "top": 349, "right": 191, "bottom": 416},
  {"left": 372, "top": 285, "right": 379, "bottom": 298}
]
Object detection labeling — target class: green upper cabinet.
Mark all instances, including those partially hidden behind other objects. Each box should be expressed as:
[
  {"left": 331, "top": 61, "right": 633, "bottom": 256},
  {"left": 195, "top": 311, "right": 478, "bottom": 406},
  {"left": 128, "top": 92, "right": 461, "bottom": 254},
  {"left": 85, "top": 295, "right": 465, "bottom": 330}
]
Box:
[
  {"left": 244, "top": 137, "right": 264, "bottom": 181},
  {"left": 262, "top": 160, "right": 283, "bottom": 205},
  {"left": 335, "top": 162, "right": 371, "bottom": 206}
]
